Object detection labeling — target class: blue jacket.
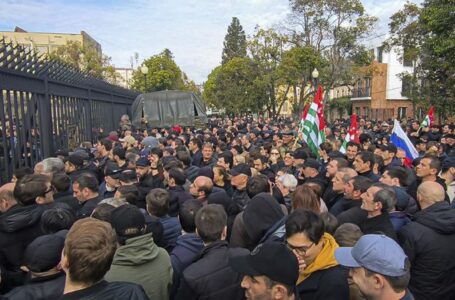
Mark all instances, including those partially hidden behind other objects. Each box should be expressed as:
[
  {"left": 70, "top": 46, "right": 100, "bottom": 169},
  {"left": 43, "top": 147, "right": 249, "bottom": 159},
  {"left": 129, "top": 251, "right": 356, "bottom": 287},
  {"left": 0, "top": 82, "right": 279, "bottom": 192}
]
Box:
[
  {"left": 390, "top": 211, "right": 411, "bottom": 232},
  {"left": 159, "top": 215, "right": 182, "bottom": 253},
  {"left": 170, "top": 233, "right": 204, "bottom": 298}
]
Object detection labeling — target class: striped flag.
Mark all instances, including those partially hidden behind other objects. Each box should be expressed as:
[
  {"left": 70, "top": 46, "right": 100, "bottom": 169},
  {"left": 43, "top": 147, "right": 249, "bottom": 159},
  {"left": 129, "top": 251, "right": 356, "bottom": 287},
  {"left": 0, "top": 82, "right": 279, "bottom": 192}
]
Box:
[
  {"left": 303, "top": 86, "right": 325, "bottom": 157},
  {"left": 420, "top": 106, "right": 434, "bottom": 128},
  {"left": 340, "top": 114, "right": 359, "bottom": 154},
  {"left": 390, "top": 119, "right": 419, "bottom": 160}
]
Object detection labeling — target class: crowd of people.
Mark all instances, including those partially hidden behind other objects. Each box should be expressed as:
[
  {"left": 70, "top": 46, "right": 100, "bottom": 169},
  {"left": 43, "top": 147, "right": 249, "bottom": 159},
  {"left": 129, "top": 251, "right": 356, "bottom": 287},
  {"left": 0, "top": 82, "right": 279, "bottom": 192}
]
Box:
[{"left": 0, "top": 113, "right": 455, "bottom": 300}]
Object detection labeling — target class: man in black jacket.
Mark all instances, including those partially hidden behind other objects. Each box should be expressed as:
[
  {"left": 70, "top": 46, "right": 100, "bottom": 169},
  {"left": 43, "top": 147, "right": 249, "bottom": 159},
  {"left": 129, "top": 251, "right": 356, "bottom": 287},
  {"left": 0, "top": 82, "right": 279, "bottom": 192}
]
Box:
[
  {"left": 353, "top": 151, "right": 380, "bottom": 182},
  {"left": 336, "top": 234, "right": 414, "bottom": 300},
  {"left": 166, "top": 167, "right": 193, "bottom": 217},
  {"left": 398, "top": 181, "right": 455, "bottom": 300},
  {"left": 3, "top": 233, "right": 66, "bottom": 299},
  {"left": 230, "top": 243, "right": 299, "bottom": 300},
  {"left": 175, "top": 204, "right": 248, "bottom": 300},
  {"left": 72, "top": 174, "right": 101, "bottom": 219},
  {"left": 0, "top": 175, "right": 54, "bottom": 293},
  {"left": 60, "top": 218, "right": 149, "bottom": 299},
  {"left": 359, "top": 183, "right": 398, "bottom": 241},
  {"left": 230, "top": 164, "right": 252, "bottom": 211}
]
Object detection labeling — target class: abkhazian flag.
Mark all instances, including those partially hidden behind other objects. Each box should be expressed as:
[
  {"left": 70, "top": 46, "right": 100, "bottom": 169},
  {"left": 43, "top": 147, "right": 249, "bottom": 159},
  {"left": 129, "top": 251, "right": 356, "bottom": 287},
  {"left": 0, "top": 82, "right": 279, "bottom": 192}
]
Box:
[
  {"left": 303, "top": 86, "right": 325, "bottom": 157},
  {"left": 340, "top": 114, "right": 359, "bottom": 154},
  {"left": 420, "top": 106, "right": 434, "bottom": 128}
]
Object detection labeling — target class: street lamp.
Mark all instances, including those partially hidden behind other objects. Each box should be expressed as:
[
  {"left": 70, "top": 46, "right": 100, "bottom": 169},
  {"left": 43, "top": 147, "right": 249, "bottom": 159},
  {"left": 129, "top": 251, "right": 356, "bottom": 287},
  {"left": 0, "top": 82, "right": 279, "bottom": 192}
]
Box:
[
  {"left": 312, "top": 68, "right": 319, "bottom": 91},
  {"left": 140, "top": 65, "right": 149, "bottom": 92}
]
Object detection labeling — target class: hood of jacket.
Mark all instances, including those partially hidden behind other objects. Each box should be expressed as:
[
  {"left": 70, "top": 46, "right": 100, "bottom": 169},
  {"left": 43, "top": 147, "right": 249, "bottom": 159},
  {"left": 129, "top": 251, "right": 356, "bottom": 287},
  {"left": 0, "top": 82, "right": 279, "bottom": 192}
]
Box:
[
  {"left": 0, "top": 204, "right": 43, "bottom": 233},
  {"left": 112, "top": 233, "right": 162, "bottom": 266},
  {"left": 414, "top": 201, "right": 455, "bottom": 234},
  {"left": 393, "top": 186, "right": 412, "bottom": 211},
  {"left": 174, "top": 233, "right": 204, "bottom": 254},
  {"left": 243, "top": 192, "right": 284, "bottom": 245}
]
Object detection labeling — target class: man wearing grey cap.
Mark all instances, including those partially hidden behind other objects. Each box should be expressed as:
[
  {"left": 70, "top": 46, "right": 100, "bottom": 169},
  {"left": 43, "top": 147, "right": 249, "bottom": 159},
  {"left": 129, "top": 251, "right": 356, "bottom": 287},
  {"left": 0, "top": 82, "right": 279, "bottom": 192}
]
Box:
[{"left": 335, "top": 234, "right": 414, "bottom": 300}]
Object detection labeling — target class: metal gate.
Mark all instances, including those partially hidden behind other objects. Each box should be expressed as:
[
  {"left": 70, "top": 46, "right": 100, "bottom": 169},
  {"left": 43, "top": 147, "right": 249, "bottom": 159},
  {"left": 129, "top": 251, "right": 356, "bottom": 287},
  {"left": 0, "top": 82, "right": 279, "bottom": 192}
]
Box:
[{"left": 0, "top": 39, "right": 138, "bottom": 183}]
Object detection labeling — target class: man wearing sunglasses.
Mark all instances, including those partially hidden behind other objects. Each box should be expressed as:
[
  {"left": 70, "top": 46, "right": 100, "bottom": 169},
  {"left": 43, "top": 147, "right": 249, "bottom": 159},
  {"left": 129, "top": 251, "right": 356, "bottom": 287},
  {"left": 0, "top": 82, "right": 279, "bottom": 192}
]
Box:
[{"left": 285, "top": 209, "right": 349, "bottom": 300}]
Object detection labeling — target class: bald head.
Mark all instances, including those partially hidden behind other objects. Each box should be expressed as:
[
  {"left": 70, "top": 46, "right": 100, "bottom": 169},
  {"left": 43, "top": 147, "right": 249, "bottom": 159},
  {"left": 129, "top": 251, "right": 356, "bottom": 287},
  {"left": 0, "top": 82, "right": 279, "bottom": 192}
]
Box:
[
  {"left": 192, "top": 176, "right": 213, "bottom": 199},
  {"left": 417, "top": 181, "right": 445, "bottom": 209}
]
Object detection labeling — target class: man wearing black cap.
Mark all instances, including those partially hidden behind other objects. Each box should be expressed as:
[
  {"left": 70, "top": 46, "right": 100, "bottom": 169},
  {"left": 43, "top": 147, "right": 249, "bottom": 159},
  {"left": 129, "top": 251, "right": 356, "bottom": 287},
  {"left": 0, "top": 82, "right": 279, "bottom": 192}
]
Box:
[
  {"left": 231, "top": 163, "right": 253, "bottom": 210},
  {"left": 230, "top": 243, "right": 299, "bottom": 300},
  {"left": 379, "top": 144, "right": 402, "bottom": 172},
  {"left": 135, "top": 156, "right": 164, "bottom": 208},
  {"left": 105, "top": 205, "right": 172, "bottom": 300},
  {"left": 302, "top": 158, "right": 328, "bottom": 194},
  {"left": 3, "top": 233, "right": 66, "bottom": 299},
  {"left": 64, "top": 154, "right": 86, "bottom": 182},
  {"left": 60, "top": 218, "right": 148, "bottom": 299},
  {"left": 99, "top": 162, "right": 122, "bottom": 199}
]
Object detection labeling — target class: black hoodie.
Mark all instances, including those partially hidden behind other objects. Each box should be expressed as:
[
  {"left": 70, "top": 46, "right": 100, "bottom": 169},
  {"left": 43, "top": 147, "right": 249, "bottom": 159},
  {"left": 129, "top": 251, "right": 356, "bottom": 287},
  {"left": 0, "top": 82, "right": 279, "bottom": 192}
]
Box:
[
  {"left": 242, "top": 193, "right": 285, "bottom": 249},
  {"left": 0, "top": 204, "right": 45, "bottom": 292},
  {"left": 398, "top": 201, "right": 455, "bottom": 300}
]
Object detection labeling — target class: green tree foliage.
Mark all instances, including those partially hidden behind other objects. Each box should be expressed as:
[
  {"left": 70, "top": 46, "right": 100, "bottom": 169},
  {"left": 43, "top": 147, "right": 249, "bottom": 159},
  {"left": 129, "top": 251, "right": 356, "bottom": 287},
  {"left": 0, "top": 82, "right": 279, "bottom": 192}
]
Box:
[
  {"left": 385, "top": 0, "right": 455, "bottom": 120},
  {"left": 48, "top": 41, "right": 120, "bottom": 83},
  {"left": 130, "top": 49, "right": 197, "bottom": 93},
  {"left": 222, "top": 17, "right": 247, "bottom": 64},
  {"left": 248, "top": 28, "right": 289, "bottom": 118},
  {"left": 204, "top": 58, "right": 268, "bottom": 115},
  {"left": 287, "top": 0, "right": 377, "bottom": 91}
]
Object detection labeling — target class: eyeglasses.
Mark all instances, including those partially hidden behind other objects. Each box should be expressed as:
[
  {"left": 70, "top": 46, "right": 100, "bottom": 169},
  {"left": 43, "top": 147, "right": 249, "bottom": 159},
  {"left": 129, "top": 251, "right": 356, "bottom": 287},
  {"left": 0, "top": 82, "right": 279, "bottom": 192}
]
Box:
[
  {"left": 43, "top": 185, "right": 56, "bottom": 195},
  {"left": 287, "top": 242, "right": 314, "bottom": 256},
  {"left": 271, "top": 152, "right": 280, "bottom": 155}
]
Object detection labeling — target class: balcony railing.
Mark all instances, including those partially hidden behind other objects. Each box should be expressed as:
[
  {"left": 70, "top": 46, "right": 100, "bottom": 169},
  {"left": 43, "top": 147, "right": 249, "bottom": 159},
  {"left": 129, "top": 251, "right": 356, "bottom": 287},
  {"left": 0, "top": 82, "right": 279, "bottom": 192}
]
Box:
[{"left": 352, "top": 87, "right": 371, "bottom": 98}]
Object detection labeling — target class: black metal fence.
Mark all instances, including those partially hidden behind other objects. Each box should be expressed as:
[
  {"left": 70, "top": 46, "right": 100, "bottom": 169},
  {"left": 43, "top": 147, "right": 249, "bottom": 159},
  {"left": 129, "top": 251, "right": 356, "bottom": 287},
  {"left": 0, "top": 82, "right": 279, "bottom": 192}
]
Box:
[{"left": 0, "top": 39, "right": 138, "bottom": 184}]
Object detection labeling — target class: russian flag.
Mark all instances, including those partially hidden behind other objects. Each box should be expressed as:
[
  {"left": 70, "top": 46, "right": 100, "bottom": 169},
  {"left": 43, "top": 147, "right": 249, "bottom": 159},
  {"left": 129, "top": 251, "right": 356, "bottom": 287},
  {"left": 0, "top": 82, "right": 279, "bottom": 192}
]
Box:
[{"left": 390, "top": 119, "right": 419, "bottom": 161}]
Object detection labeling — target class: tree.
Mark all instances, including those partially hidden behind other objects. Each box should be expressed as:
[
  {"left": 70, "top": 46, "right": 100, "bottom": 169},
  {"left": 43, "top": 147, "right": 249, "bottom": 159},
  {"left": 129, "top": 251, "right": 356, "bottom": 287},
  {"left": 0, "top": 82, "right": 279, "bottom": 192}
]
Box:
[
  {"left": 130, "top": 49, "right": 186, "bottom": 92},
  {"left": 385, "top": 0, "right": 455, "bottom": 121},
  {"left": 221, "top": 17, "right": 247, "bottom": 64},
  {"left": 286, "top": 0, "right": 377, "bottom": 94},
  {"left": 248, "top": 27, "right": 289, "bottom": 119},
  {"left": 48, "top": 41, "right": 120, "bottom": 83},
  {"left": 203, "top": 58, "right": 268, "bottom": 115}
]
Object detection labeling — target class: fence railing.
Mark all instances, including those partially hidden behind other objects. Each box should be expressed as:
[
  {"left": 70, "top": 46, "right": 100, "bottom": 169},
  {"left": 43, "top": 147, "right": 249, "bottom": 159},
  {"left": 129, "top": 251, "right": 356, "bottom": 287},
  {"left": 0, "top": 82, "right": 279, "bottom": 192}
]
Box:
[{"left": 0, "top": 39, "right": 138, "bottom": 184}]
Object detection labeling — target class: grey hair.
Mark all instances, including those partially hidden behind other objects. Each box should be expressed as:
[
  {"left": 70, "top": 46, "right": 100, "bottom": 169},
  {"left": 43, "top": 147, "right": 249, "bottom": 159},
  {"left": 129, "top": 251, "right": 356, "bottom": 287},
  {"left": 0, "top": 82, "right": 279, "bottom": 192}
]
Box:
[
  {"left": 373, "top": 187, "right": 397, "bottom": 212},
  {"left": 278, "top": 174, "right": 298, "bottom": 192},
  {"left": 99, "top": 197, "right": 127, "bottom": 208},
  {"left": 41, "top": 158, "right": 65, "bottom": 174}
]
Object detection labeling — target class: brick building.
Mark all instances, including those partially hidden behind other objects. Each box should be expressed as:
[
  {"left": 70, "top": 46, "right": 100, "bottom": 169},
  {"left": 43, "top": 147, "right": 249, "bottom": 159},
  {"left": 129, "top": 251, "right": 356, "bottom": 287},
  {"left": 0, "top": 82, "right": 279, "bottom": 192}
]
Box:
[{"left": 351, "top": 46, "right": 420, "bottom": 121}]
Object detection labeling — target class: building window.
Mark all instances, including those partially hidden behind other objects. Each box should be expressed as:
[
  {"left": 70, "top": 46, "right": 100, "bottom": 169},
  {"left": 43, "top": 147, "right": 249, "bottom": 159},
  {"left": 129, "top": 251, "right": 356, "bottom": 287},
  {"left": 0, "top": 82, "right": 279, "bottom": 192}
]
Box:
[
  {"left": 377, "top": 47, "right": 383, "bottom": 63},
  {"left": 401, "top": 77, "right": 411, "bottom": 96},
  {"left": 398, "top": 107, "right": 407, "bottom": 119},
  {"left": 403, "top": 47, "right": 413, "bottom": 67},
  {"left": 355, "top": 107, "right": 361, "bottom": 116},
  {"left": 364, "top": 107, "right": 369, "bottom": 118},
  {"left": 365, "top": 78, "right": 371, "bottom": 97}
]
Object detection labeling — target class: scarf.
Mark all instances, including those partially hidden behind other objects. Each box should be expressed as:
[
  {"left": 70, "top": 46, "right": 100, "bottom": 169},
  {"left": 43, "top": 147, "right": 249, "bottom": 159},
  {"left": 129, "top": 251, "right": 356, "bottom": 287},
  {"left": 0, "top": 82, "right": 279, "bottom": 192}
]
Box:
[{"left": 297, "top": 232, "right": 339, "bottom": 284}]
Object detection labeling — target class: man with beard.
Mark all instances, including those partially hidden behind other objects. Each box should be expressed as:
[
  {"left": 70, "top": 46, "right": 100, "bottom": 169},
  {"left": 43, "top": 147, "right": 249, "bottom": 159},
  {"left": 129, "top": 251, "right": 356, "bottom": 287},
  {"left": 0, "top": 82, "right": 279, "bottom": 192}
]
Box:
[
  {"left": 230, "top": 243, "right": 299, "bottom": 300},
  {"left": 135, "top": 155, "right": 164, "bottom": 209}
]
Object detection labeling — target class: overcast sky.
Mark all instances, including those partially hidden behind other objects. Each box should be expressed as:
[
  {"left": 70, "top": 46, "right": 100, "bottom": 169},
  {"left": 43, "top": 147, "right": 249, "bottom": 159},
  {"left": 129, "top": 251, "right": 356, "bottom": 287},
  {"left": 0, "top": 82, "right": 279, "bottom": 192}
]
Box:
[{"left": 0, "top": 0, "right": 420, "bottom": 84}]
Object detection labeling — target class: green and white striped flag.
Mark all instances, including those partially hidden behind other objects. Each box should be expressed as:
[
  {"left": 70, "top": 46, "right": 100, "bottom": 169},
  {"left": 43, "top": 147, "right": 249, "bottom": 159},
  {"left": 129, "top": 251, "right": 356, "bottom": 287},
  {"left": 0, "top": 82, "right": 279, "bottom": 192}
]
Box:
[{"left": 303, "top": 101, "right": 322, "bottom": 157}]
